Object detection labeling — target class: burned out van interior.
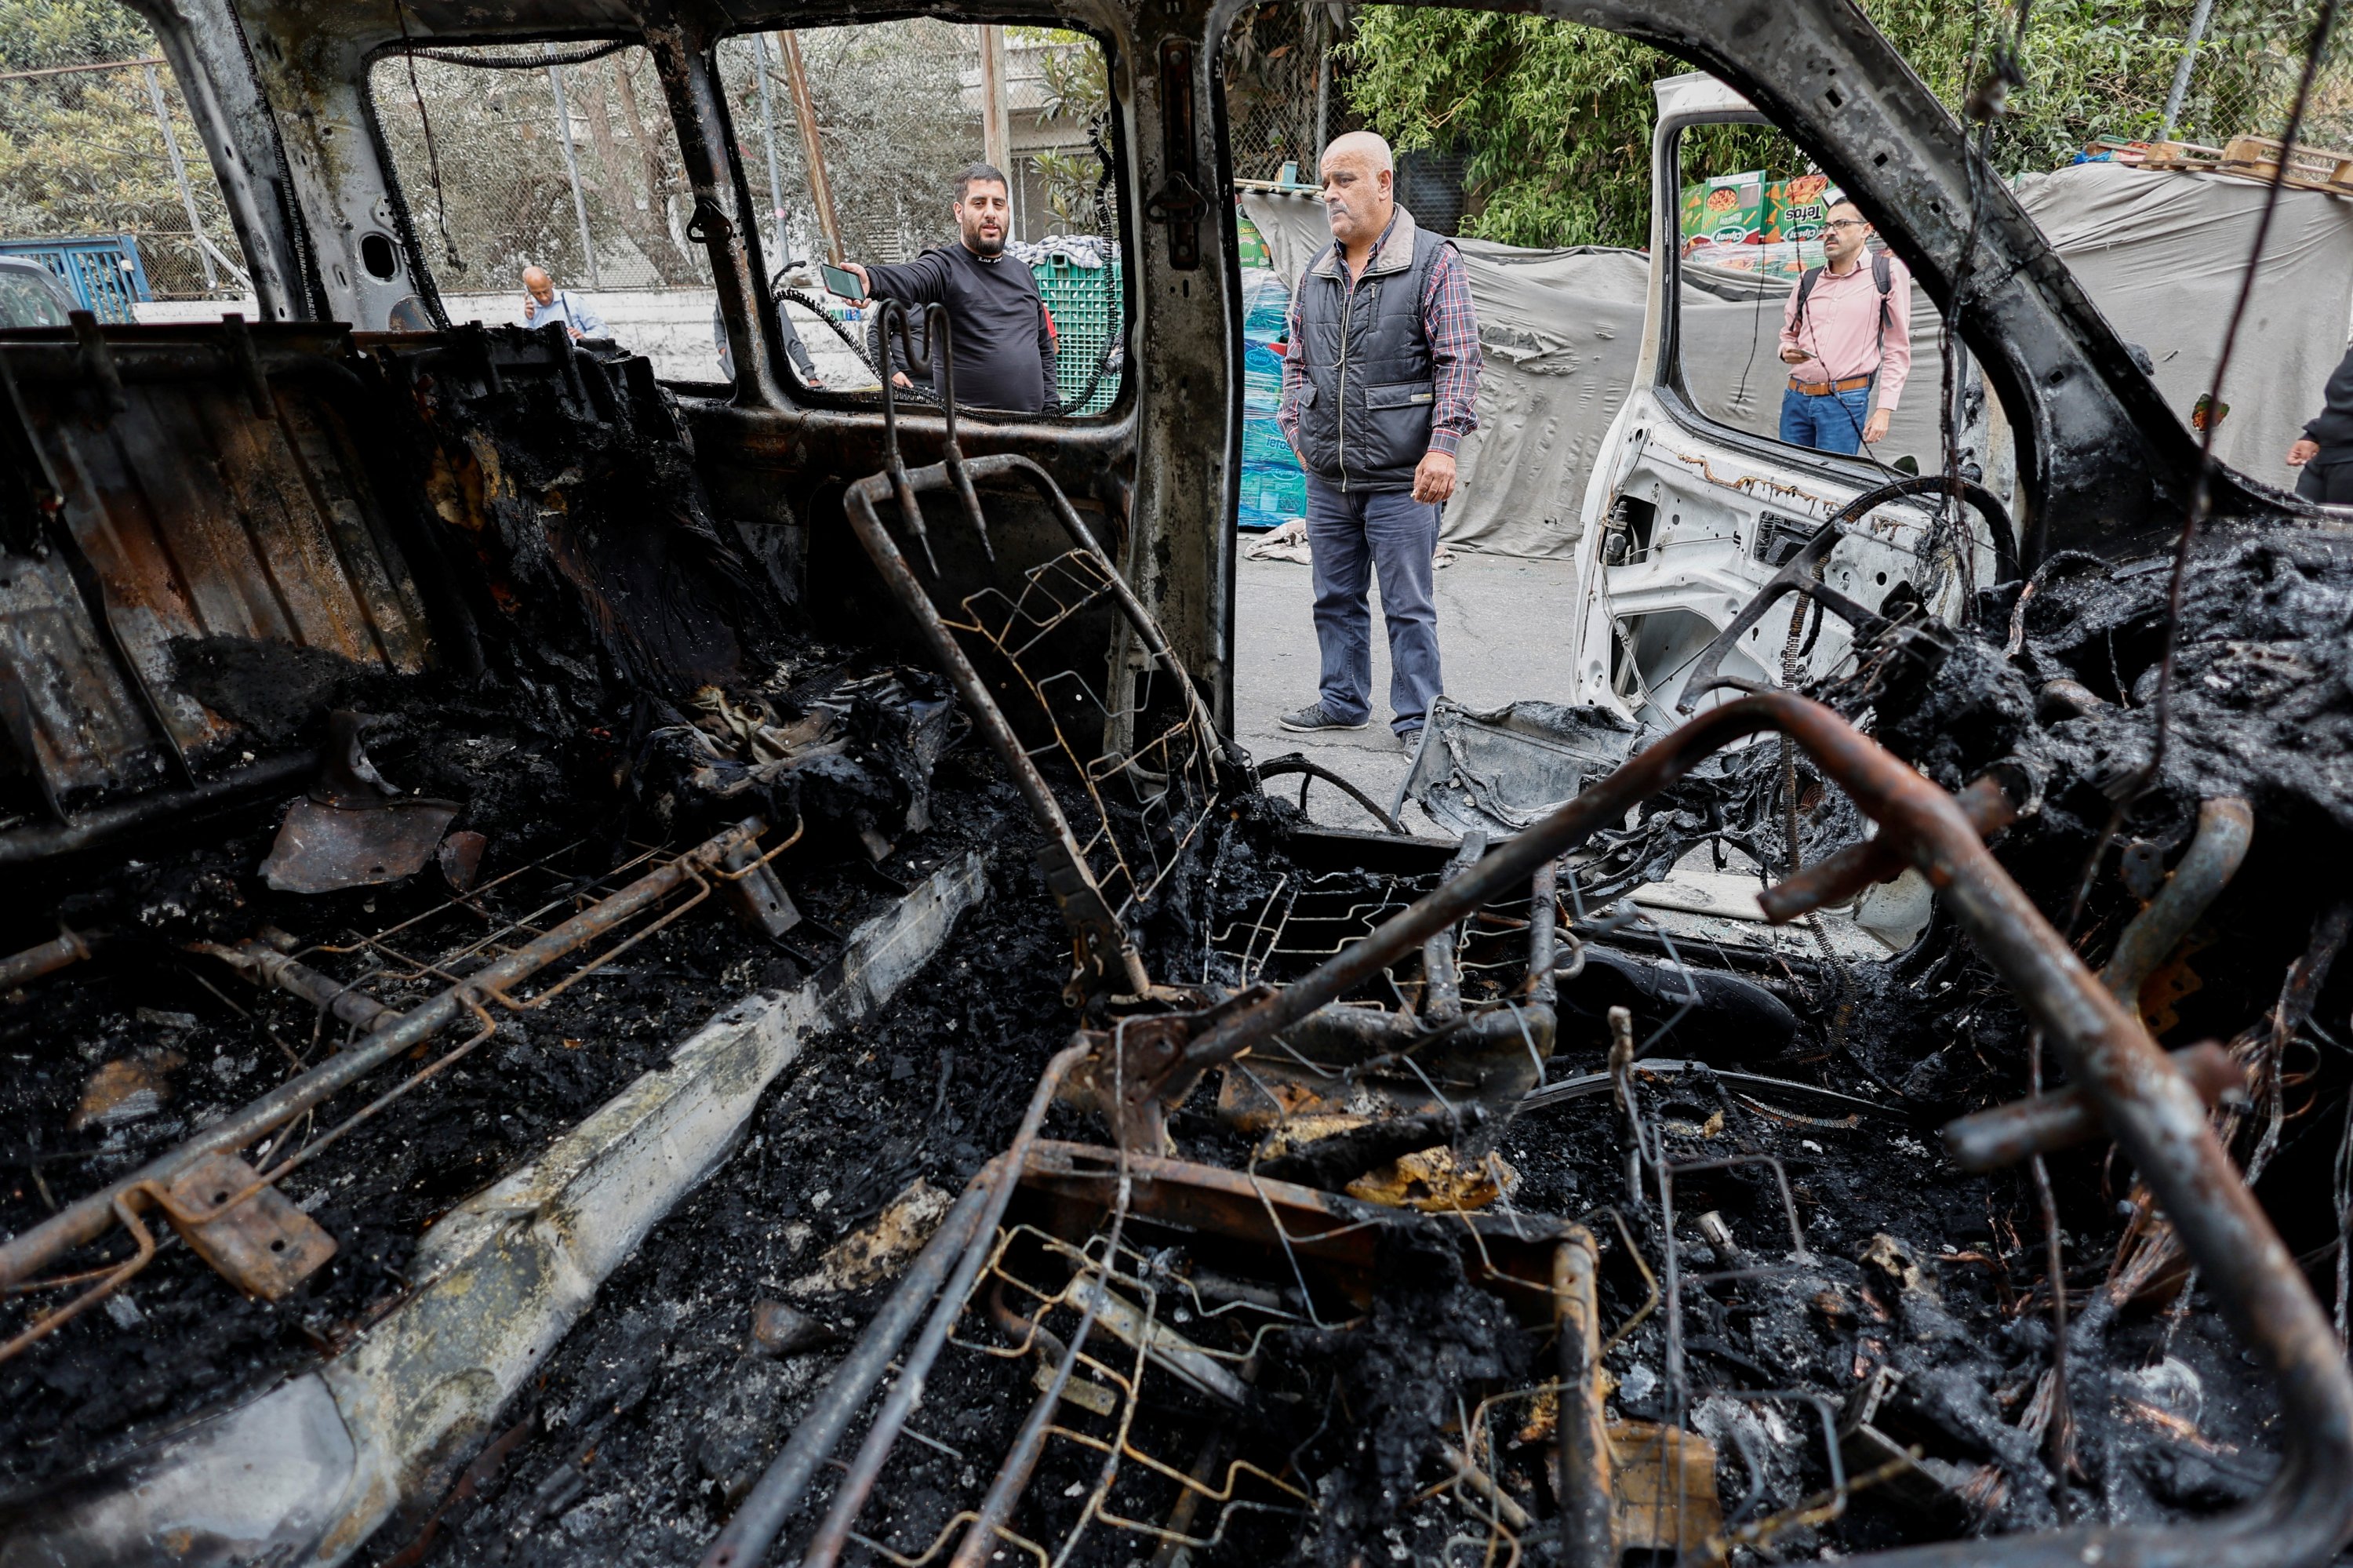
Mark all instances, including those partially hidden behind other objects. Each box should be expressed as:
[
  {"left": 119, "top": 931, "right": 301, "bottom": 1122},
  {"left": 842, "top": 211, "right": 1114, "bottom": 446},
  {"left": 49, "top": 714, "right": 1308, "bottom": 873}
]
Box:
[{"left": 7, "top": 1, "right": 2353, "bottom": 1565}]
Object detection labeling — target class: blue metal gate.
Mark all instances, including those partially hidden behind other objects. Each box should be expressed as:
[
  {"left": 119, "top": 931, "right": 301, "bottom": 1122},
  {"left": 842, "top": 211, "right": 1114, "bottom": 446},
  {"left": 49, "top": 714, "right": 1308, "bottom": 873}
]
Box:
[{"left": 0, "top": 237, "right": 151, "bottom": 323}]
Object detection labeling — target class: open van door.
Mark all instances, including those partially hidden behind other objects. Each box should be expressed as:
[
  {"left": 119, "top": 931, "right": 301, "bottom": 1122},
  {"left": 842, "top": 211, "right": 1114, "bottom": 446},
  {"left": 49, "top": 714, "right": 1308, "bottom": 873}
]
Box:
[{"left": 1566, "top": 73, "right": 2017, "bottom": 732}]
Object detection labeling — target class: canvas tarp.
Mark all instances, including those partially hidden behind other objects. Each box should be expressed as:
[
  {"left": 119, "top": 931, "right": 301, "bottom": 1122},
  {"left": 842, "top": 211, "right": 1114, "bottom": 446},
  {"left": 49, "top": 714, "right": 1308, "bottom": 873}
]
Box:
[
  {"left": 2013, "top": 160, "right": 2353, "bottom": 492},
  {"left": 1242, "top": 191, "right": 1953, "bottom": 558}
]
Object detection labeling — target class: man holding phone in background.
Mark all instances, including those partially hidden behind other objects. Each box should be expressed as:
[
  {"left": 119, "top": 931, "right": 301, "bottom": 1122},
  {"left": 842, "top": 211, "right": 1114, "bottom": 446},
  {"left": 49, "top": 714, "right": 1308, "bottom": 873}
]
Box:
[
  {"left": 520, "top": 265, "right": 606, "bottom": 340},
  {"left": 1777, "top": 200, "right": 1911, "bottom": 456},
  {"left": 837, "top": 163, "right": 1059, "bottom": 414}
]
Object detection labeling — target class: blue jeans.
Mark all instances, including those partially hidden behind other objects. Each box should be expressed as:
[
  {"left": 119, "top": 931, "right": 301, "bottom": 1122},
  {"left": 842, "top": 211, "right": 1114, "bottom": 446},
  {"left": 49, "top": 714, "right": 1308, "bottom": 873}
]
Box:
[
  {"left": 1304, "top": 475, "right": 1442, "bottom": 736},
  {"left": 1779, "top": 384, "right": 1874, "bottom": 455}
]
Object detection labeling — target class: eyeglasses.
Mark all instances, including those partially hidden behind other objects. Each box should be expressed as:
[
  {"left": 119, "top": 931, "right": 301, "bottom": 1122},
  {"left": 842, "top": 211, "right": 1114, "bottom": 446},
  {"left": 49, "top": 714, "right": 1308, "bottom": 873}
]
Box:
[{"left": 1825, "top": 219, "right": 1869, "bottom": 231}]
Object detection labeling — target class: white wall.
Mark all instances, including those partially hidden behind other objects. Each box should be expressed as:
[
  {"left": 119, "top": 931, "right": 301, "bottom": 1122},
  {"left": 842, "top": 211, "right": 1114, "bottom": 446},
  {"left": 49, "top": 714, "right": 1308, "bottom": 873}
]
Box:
[
  {"left": 442, "top": 288, "right": 722, "bottom": 382},
  {"left": 133, "top": 289, "right": 875, "bottom": 391},
  {"left": 133, "top": 297, "right": 260, "bottom": 323},
  {"left": 441, "top": 289, "right": 875, "bottom": 389}
]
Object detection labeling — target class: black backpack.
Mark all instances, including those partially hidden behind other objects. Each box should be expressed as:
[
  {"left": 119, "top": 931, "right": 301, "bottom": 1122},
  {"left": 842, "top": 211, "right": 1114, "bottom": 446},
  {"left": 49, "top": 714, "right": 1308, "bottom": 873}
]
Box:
[{"left": 1794, "top": 252, "right": 1895, "bottom": 354}]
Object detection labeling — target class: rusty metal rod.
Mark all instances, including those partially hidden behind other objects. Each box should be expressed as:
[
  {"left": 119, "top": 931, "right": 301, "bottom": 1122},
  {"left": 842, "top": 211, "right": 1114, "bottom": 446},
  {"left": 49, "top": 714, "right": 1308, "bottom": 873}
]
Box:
[
  {"left": 1441, "top": 1439, "right": 1533, "bottom": 1532},
  {"left": 842, "top": 476, "right": 1141, "bottom": 996},
  {"left": 1529, "top": 860, "right": 1559, "bottom": 1006},
  {"left": 1424, "top": 832, "right": 1483, "bottom": 1024},
  {"left": 845, "top": 446, "right": 1177, "bottom": 997},
  {"left": 2102, "top": 795, "right": 2254, "bottom": 1008},
  {"left": 0, "top": 818, "right": 766, "bottom": 1292},
  {"left": 1758, "top": 773, "right": 2015, "bottom": 922},
  {"left": 846, "top": 473, "right": 1067, "bottom": 848},
  {"left": 943, "top": 1265, "right": 1114, "bottom": 1568},
  {"left": 701, "top": 1169, "right": 998, "bottom": 1568},
  {"left": 0, "top": 927, "right": 94, "bottom": 991},
  {"left": 0, "top": 750, "right": 315, "bottom": 868},
  {"left": 792, "top": 1039, "right": 1092, "bottom": 1568},
  {"left": 1184, "top": 701, "right": 1823, "bottom": 1072},
  {"left": 1555, "top": 1228, "right": 1613, "bottom": 1568},
  {"left": 194, "top": 938, "right": 402, "bottom": 1034},
  {"left": 1181, "top": 692, "right": 2353, "bottom": 1568},
  {"left": 707, "top": 1039, "right": 1089, "bottom": 1568},
  {"left": 1944, "top": 1042, "right": 2244, "bottom": 1172}
]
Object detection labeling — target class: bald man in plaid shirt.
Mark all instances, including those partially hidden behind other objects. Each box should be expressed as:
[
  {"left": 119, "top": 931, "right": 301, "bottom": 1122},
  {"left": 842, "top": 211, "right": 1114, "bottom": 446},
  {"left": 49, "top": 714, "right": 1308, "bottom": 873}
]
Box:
[{"left": 1276, "top": 131, "right": 1482, "bottom": 745}]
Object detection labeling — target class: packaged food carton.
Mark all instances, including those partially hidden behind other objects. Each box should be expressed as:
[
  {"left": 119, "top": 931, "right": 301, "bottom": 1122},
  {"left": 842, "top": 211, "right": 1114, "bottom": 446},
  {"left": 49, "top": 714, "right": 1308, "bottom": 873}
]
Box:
[
  {"left": 1680, "top": 170, "right": 1766, "bottom": 246},
  {"left": 1763, "top": 173, "right": 1842, "bottom": 241}
]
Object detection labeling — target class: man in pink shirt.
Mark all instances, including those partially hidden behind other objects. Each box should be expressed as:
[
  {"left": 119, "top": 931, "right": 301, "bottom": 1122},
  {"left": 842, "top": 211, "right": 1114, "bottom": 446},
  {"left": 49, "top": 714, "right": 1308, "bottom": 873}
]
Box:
[{"left": 1777, "top": 201, "right": 1911, "bottom": 456}]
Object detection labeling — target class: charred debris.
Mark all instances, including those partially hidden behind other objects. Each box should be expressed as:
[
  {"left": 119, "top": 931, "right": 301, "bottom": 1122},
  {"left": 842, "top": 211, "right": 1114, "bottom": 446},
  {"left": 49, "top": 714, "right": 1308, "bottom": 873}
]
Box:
[{"left": 7, "top": 306, "right": 2353, "bottom": 1568}]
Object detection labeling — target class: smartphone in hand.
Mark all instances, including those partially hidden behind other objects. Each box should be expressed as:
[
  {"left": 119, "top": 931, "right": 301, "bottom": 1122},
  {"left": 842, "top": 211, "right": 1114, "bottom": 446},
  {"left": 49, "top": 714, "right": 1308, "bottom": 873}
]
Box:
[{"left": 820, "top": 262, "right": 867, "bottom": 302}]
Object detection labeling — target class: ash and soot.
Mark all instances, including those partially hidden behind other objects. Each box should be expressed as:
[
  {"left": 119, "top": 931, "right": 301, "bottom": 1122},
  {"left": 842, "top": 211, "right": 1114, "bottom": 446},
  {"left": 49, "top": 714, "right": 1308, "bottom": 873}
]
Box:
[
  {"left": 178, "top": 530, "right": 2353, "bottom": 1562},
  {"left": 8, "top": 320, "right": 2353, "bottom": 1568}
]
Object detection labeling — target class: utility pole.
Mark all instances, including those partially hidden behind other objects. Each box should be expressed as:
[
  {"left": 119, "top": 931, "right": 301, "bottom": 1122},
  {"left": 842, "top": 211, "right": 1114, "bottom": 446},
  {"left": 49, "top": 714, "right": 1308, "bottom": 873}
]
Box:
[
  {"left": 1312, "top": 5, "right": 1333, "bottom": 166},
  {"left": 140, "top": 60, "right": 216, "bottom": 292},
  {"left": 979, "top": 25, "right": 1011, "bottom": 177},
  {"left": 544, "top": 55, "right": 602, "bottom": 288},
  {"left": 779, "top": 31, "right": 843, "bottom": 266},
  {"left": 2160, "top": 0, "right": 2218, "bottom": 142},
  {"left": 751, "top": 34, "right": 790, "bottom": 272}
]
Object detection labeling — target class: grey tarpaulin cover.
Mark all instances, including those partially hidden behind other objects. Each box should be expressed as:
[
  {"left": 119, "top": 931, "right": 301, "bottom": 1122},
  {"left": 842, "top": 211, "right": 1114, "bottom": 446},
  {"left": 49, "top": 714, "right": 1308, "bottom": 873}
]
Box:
[
  {"left": 2013, "top": 161, "right": 2353, "bottom": 493},
  {"left": 1242, "top": 191, "right": 1953, "bottom": 559}
]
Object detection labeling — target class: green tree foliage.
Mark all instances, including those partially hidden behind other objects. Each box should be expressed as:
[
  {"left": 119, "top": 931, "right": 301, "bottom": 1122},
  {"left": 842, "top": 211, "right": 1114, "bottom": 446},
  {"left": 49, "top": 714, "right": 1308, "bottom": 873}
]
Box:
[
  {"left": 1343, "top": 12, "right": 1660, "bottom": 248},
  {"left": 1343, "top": 0, "right": 2345, "bottom": 249},
  {"left": 0, "top": 0, "right": 146, "bottom": 71},
  {"left": 1026, "top": 31, "right": 1111, "bottom": 228},
  {"left": 0, "top": 0, "right": 234, "bottom": 296}
]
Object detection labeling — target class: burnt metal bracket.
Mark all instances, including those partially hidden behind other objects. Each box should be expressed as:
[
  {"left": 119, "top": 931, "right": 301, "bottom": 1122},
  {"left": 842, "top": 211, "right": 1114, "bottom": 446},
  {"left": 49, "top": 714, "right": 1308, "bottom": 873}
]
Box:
[
  {"left": 220, "top": 312, "right": 275, "bottom": 419},
  {"left": 1145, "top": 39, "right": 1205, "bottom": 271},
  {"left": 68, "top": 310, "right": 125, "bottom": 420},
  {"left": 684, "top": 193, "right": 733, "bottom": 245}
]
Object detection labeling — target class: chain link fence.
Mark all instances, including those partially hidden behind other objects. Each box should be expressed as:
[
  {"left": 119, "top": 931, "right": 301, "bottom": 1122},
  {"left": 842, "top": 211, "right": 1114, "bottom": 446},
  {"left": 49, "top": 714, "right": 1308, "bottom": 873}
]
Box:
[
  {"left": 0, "top": 9, "right": 245, "bottom": 304},
  {"left": 2155, "top": 0, "right": 2353, "bottom": 150},
  {"left": 369, "top": 42, "right": 711, "bottom": 299},
  {"left": 369, "top": 28, "right": 1122, "bottom": 284},
  {"left": 718, "top": 22, "right": 981, "bottom": 271},
  {"left": 1224, "top": 2, "right": 1354, "bottom": 183}
]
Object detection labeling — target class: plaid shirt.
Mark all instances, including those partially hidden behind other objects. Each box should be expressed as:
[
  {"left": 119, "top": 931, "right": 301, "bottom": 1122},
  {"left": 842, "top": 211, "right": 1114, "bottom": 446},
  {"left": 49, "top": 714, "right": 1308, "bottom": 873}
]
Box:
[{"left": 1276, "top": 213, "right": 1482, "bottom": 458}]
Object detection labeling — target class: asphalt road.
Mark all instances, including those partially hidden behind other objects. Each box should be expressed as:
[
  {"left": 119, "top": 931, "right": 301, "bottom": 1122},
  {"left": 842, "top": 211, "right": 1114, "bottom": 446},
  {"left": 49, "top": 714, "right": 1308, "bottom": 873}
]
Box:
[{"left": 1229, "top": 546, "right": 1585, "bottom": 831}]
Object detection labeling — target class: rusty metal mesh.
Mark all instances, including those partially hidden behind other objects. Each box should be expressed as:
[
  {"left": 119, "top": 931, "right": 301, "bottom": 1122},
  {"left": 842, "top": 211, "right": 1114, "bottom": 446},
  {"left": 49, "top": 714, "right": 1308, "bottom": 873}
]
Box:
[
  {"left": 0, "top": 832, "right": 749, "bottom": 1358},
  {"left": 941, "top": 542, "right": 1220, "bottom": 936}
]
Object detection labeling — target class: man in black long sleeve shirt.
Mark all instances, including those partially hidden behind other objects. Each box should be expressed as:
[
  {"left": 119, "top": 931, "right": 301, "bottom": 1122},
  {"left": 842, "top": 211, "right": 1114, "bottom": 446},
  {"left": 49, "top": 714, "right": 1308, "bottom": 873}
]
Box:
[
  {"left": 2288, "top": 340, "right": 2353, "bottom": 504},
  {"left": 846, "top": 163, "right": 1059, "bottom": 413}
]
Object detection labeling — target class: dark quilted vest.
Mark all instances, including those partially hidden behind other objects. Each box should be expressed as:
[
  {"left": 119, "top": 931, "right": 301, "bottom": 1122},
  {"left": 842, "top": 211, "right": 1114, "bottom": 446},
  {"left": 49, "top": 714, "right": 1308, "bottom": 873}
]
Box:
[{"left": 1291, "top": 210, "right": 1450, "bottom": 493}]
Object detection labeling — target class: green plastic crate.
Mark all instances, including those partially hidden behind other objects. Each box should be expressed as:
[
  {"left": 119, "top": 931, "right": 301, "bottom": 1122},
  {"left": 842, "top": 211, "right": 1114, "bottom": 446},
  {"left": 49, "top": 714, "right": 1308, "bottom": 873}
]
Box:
[{"left": 1032, "top": 256, "right": 1124, "bottom": 417}]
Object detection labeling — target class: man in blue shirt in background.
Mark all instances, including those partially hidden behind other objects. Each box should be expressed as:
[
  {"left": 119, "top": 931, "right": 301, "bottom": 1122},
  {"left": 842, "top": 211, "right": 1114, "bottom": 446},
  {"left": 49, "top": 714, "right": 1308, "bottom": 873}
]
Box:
[{"left": 522, "top": 265, "right": 606, "bottom": 339}]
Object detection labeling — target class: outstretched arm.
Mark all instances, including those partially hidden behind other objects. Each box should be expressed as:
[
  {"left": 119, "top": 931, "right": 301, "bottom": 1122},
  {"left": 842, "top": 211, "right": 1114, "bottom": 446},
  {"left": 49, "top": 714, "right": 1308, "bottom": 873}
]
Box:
[{"left": 853, "top": 252, "right": 953, "bottom": 306}]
